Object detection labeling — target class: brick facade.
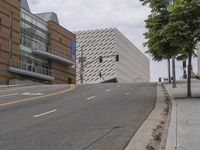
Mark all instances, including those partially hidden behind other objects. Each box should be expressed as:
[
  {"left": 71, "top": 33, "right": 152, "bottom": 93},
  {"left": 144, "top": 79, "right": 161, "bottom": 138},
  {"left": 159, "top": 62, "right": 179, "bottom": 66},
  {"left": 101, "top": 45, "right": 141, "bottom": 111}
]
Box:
[
  {"left": 48, "top": 21, "right": 76, "bottom": 84},
  {"left": 0, "top": 0, "right": 20, "bottom": 84},
  {"left": 0, "top": 0, "right": 76, "bottom": 85}
]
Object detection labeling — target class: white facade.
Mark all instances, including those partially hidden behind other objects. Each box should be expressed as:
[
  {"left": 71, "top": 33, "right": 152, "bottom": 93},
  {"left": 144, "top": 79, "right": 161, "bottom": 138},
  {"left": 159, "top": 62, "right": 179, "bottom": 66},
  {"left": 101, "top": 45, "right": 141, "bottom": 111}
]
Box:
[{"left": 76, "top": 28, "right": 150, "bottom": 84}]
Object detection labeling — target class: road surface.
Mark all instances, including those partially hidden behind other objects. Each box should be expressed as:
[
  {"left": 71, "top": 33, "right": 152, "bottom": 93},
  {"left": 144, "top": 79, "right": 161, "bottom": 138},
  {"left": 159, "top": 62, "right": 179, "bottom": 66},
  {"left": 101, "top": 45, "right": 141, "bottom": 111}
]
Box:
[{"left": 0, "top": 83, "right": 157, "bottom": 150}]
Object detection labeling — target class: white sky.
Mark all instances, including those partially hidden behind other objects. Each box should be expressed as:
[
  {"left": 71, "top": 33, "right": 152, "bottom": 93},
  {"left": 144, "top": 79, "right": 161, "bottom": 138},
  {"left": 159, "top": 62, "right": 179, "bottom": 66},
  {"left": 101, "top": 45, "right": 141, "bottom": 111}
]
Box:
[{"left": 28, "top": 0, "right": 198, "bottom": 81}]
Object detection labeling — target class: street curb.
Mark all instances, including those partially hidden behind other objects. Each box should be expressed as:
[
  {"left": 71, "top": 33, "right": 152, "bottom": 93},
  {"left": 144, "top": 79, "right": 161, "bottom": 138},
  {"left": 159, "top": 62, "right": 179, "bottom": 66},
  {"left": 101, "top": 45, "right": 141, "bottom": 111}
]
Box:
[
  {"left": 163, "top": 84, "right": 177, "bottom": 150},
  {"left": 125, "top": 84, "right": 168, "bottom": 150},
  {"left": 159, "top": 84, "right": 172, "bottom": 150}
]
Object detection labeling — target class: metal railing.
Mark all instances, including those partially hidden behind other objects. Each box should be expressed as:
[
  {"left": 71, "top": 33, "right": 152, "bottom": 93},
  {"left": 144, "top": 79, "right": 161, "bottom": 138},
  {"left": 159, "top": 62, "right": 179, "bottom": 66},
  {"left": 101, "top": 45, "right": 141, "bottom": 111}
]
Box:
[
  {"left": 32, "top": 42, "right": 75, "bottom": 62},
  {"left": 49, "top": 48, "right": 75, "bottom": 62},
  {"left": 9, "top": 58, "right": 54, "bottom": 77}
]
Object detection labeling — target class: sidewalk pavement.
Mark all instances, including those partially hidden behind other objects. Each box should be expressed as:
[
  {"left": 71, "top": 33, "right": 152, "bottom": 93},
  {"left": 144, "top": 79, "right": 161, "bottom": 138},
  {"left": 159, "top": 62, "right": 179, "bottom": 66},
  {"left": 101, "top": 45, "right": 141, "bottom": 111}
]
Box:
[{"left": 164, "top": 80, "right": 200, "bottom": 150}]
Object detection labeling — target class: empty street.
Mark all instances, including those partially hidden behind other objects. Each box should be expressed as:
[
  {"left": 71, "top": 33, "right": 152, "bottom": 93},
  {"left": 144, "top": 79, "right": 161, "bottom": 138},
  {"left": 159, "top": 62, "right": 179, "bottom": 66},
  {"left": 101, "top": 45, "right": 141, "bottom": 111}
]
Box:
[{"left": 0, "top": 83, "right": 157, "bottom": 150}]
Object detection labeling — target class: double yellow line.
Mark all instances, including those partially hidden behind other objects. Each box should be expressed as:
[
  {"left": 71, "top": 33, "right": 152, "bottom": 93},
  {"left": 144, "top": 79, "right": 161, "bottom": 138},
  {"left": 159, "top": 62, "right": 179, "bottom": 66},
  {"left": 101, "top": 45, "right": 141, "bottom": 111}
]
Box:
[{"left": 0, "top": 84, "right": 75, "bottom": 108}]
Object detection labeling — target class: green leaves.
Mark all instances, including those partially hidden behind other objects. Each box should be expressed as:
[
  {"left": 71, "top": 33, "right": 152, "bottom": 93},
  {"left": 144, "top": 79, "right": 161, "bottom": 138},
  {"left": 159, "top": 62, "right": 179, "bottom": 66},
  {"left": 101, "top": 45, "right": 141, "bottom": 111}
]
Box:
[
  {"left": 140, "top": 0, "right": 200, "bottom": 61},
  {"left": 140, "top": 0, "right": 200, "bottom": 97},
  {"left": 140, "top": 0, "right": 170, "bottom": 12}
]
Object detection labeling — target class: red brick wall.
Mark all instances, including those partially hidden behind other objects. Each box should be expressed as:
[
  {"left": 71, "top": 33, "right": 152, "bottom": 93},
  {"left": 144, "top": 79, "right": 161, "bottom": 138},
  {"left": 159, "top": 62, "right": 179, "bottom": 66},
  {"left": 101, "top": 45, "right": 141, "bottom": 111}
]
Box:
[
  {"left": 48, "top": 21, "right": 76, "bottom": 84},
  {"left": 0, "top": 0, "right": 20, "bottom": 84}
]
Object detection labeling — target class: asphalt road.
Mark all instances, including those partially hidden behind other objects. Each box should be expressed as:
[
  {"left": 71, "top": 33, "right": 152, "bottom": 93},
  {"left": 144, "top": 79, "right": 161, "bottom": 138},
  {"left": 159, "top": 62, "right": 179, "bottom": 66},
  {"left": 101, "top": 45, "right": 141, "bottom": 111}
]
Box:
[{"left": 0, "top": 83, "right": 157, "bottom": 150}]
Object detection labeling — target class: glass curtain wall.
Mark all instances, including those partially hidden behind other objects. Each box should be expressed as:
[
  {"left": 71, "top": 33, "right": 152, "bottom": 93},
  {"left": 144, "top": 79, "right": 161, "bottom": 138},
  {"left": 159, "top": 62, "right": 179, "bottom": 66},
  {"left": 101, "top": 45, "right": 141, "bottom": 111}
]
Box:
[{"left": 20, "top": 9, "right": 51, "bottom": 76}]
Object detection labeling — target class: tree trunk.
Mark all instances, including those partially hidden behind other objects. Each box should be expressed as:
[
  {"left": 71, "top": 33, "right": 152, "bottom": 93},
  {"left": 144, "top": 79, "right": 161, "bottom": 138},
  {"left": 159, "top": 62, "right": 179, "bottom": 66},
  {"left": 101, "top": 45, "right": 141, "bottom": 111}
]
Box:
[
  {"left": 187, "top": 49, "right": 192, "bottom": 98},
  {"left": 172, "top": 56, "right": 176, "bottom": 88},
  {"left": 168, "top": 59, "right": 171, "bottom": 83}
]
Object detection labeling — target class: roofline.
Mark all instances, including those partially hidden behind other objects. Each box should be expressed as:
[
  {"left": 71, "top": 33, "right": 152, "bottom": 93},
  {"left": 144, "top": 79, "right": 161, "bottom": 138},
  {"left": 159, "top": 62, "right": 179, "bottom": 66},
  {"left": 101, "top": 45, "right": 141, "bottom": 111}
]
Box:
[
  {"left": 21, "top": 8, "right": 48, "bottom": 25},
  {"left": 75, "top": 27, "right": 149, "bottom": 61},
  {"left": 48, "top": 20, "right": 76, "bottom": 37},
  {"left": 35, "top": 12, "right": 59, "bottom": 24},
  {"left": 74, "top": 27, "right": 117, "bottom": 34},
  {"left": 115, "top": 29, "right": 149, "bottom": 61},
  {"left": 35, "top": 12, "right": 57, "bottom": 15}
]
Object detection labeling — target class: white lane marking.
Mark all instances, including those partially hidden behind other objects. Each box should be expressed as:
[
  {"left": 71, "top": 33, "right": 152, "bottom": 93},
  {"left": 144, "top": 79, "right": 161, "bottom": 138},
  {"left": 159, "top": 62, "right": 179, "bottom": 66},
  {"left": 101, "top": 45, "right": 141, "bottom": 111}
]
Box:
[
  {"left": 33, "top": 109, "right": 57, "bottom": 118},
  {"left": 22, "top": 92, "right": 44, "bottom": 96},
  {"left": 106, "top": 89, "right": 111, "bottom": 92},
  {"left": 86, "top": 96, "right": 96, "bottom": 101},
  {"left": 0, "top": 85, "right": 41, "bottom": 93},
  {"left": 0, "top": 93, "right": 18, "bottom": 98},
  {"left": 42, "top": 84, "right": 66, "bottom": 87},
  {"left": 117, "top": 85, "right": 120, "bottom": 87},
  {"left": 125, "top": 92, "right": 130, "bottom": 95}
]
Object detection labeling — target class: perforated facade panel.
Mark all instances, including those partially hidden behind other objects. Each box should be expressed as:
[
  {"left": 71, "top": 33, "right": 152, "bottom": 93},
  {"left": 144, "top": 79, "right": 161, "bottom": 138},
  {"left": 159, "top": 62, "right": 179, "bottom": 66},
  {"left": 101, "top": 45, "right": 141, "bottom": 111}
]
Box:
[{"left": 76, "top": 28, "right": 150, "bottom": 84}]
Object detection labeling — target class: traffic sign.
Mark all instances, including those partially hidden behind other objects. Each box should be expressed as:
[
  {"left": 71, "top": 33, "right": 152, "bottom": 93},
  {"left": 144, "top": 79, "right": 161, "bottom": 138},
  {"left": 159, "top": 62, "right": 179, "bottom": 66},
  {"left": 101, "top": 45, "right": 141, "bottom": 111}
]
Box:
[{"left": 79, "top": 57, "right": 87, "bottom": 63}]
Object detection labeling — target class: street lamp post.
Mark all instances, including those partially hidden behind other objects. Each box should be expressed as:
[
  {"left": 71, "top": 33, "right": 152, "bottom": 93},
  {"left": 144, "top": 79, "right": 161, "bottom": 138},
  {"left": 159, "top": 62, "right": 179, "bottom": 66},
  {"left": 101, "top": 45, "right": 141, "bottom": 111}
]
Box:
[
  {"left": 80, "top": 46, "right": 84, "bottom": 84},
  {"left": 168, "top": 59, "right": 171, "bottom": 83},
  {"left": 78, "top": 41, "right": 119, "bottom": 84},
  {"left": 78, "top": 44, "right": 88, "bottom": 84},
  {"left": 172, "top": 56, "right": 177, "bottom": 88}
]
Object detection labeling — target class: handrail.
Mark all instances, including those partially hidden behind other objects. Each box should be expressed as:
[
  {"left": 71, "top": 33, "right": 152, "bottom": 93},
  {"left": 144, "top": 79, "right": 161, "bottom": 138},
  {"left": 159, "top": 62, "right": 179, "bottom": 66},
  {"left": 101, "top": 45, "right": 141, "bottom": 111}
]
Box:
[
  {"left": 49, "top": 48, "right": 75, "bottom": 62},
  {"left": 9, "top": 58, "right": 54, "bottom": 76},
  {"left": 32, "top": 42, "right": 75, "bottom": 62}
]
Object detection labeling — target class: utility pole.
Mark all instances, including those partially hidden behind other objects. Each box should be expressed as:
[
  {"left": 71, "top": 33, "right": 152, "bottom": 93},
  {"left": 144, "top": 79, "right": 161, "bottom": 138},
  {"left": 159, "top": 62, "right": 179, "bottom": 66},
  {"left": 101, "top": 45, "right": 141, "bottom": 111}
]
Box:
[
  {"left": 80, "top": 46, "right": 84, "bottom": 84},
  {"left": 168, "top": 59, "right": 171, "bottom": 83},
  {"left": 79, "top": 54, "right": 119, "bottom": 84},
  {"left": 183, "top": 60, "right": 187, "bottom": 79},
  {"left": 99, "top": 71, "right": 105, "bottom": 82},
  {"left": 172, "top": 56, "right": 177, "bottom": 88}
]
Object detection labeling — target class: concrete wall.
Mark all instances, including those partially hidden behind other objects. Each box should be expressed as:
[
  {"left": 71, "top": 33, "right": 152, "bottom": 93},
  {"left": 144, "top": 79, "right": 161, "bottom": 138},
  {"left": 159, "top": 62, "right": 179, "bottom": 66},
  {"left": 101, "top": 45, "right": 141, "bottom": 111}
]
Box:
[
  {"left": 0, "top": 0, "right": 21, "bottom": 85},
  {"left": 116, "top": 30, "right": 150, "bottom": 83}
]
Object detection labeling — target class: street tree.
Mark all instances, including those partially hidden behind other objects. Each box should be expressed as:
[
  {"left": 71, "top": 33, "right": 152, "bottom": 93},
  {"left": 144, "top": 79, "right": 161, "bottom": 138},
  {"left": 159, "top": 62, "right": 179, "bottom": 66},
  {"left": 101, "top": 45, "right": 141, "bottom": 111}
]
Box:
[
  {"left": 161, "top": 0, "right": 200, "bottom": 97},
  {"left": 141, "top": 0, "right": 181, "bottom": 84},
  {"left": 140, "top": 0, "right": 200, "bottom": 98}
]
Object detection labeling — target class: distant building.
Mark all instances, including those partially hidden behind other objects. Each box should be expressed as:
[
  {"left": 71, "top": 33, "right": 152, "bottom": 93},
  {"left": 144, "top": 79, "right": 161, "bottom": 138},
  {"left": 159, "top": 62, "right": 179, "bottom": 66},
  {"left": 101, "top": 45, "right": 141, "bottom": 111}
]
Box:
[
  {"left": 76, "top": 28, "right": 150, "bottom": 84},
  {"left": 0, "top": 0, "right": 76, "bottom": 85}
]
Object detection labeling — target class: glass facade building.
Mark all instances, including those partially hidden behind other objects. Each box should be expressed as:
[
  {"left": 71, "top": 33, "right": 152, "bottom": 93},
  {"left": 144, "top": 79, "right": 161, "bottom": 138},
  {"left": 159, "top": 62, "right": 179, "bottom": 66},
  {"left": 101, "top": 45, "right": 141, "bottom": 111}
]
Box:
[
  {"left": 0, "top": 0, "right": 76, "bottom": 84},
  {"left": 19, "top": 9, "right": 50, "bottom": 76}
]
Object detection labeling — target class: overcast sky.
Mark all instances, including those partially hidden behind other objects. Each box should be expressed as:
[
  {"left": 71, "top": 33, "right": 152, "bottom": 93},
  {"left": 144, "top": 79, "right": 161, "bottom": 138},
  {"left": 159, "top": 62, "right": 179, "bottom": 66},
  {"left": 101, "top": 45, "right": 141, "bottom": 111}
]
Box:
[{"left": 28, "top": 0, "right": 198, "bottom": 81}]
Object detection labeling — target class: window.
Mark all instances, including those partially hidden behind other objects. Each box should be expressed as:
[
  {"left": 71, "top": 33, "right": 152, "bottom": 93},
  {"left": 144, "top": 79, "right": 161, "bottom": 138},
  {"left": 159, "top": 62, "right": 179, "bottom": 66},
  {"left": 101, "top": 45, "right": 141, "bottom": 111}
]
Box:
[
  {"left": 32, "top": 18, "right": 37, "bottom": 26},
  {"left": 25, "top": 14, "right": 32, "bottom": 22},
  {"left": 21, "top": 12, "right": 25, "bottom": 19},
  {"left": 37, "top": 21, "right": 47, "bottom": 31}
]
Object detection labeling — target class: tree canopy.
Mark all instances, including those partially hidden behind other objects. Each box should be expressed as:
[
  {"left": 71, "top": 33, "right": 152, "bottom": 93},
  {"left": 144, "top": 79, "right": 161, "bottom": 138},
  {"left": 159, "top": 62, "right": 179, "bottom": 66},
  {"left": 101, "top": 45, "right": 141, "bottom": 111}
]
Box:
[{"left": 141, "top": 0, "right": 200, "bottom": 97}]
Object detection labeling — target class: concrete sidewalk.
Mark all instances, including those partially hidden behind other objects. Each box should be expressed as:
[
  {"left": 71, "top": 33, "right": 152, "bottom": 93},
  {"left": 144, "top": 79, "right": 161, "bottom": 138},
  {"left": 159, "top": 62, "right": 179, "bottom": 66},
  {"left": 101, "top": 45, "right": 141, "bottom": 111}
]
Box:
[{"left": 164, "top": 80, "right": 200, "bottom": 150}]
